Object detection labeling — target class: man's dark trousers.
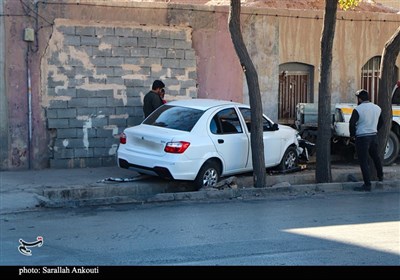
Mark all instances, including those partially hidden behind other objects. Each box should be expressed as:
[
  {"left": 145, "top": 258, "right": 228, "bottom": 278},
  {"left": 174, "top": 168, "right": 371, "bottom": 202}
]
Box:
[{"left": 355, "top": 135, "right": 383, "bottom": 186}]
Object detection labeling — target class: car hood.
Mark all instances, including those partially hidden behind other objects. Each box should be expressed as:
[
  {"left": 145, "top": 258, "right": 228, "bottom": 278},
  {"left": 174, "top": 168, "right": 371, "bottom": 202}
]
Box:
[
  {"left": 278, "top": 123, "right": 296, "bottom": 134},
  {"left": 277, "top": 124, "right": 299, "bottom": 143}
]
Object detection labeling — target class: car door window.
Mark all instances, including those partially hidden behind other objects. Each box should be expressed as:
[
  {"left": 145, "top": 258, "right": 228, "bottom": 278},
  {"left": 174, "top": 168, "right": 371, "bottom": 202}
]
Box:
[
  {"left": 210, "top": 108, "right": 243, "bottom": 134},
  {"left": 239, "top": 108, "right": 274, "bottom": 132}
]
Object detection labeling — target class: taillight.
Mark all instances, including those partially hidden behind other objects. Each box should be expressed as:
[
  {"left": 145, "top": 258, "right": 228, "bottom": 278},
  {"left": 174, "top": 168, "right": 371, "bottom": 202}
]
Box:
[
  {"left": 120, "top": 133, "right": 126, "bottom": 144},
  {"left": 164, "top": 141, "right": 190, "bottom": 154}
]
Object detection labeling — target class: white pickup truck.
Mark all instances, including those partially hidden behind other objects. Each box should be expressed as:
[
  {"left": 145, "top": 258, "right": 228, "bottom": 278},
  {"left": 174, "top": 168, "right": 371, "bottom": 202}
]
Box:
[{"left": 295, "top": 82, "right": 400, "bottom": 166}]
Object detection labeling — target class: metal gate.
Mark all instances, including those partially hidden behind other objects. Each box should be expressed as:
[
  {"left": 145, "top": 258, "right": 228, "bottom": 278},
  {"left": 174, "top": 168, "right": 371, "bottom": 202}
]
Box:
[{"left": 279, "top": 72, "right": 309, "bottom": 125}]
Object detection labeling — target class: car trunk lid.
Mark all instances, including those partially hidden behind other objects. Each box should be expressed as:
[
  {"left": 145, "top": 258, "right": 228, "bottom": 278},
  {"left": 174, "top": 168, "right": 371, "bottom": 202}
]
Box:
[{"left": 123, "top": 125, "right": 186, "bottom": 156}]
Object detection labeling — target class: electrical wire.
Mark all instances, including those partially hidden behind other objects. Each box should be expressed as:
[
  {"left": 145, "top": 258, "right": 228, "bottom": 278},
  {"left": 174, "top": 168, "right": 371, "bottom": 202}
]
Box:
[
  {"left": 36, "top": 0, "right": 400, "bottom": 23},
  {"left": 19, "top": 0, "right": 53, "bottom": 26},
  {"left": 2, "top": 1, "right": 399, "bottom": 24}
]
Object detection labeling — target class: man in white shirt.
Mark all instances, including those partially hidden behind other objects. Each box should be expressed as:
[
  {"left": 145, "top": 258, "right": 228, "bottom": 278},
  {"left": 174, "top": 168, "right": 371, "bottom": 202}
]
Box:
[{"left": 349, "top": 89, "right": 384, "bottom": 191}]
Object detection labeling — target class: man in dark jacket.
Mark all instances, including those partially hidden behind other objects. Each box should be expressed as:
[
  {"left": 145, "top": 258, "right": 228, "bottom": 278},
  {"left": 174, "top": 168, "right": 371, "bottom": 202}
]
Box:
[
  {"left": 143, "top": 80, "right": 165, "bottom": 118},
  {"left": 349, "top": 89, "right": 384, "bottom": 191}
]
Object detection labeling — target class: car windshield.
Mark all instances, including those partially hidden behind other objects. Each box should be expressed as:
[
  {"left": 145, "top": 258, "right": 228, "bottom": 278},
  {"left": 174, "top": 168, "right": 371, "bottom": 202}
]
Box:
[{"left": 143, "top": 105, "right": 205, "bottom": 132}]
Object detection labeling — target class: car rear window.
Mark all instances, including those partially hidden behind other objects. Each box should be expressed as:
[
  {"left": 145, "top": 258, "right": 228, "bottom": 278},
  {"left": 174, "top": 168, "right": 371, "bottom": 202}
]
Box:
[{"left": 143, "top": 105, "right": 204, "bottom": 132}]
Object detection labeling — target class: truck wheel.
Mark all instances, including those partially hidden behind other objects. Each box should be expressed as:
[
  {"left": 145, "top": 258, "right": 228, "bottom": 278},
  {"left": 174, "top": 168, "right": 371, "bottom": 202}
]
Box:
[
  {"left": 278, "top": 146, "right": 298, "bottom": 171},
  {"left": 383, "top": 131, "right": 399, "bottom": 166}
]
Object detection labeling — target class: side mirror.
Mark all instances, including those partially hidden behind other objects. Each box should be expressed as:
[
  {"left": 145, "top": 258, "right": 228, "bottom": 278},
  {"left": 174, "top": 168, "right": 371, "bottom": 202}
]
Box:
[{"left": 272, "top": 123, "right": 279, "bottom": 131}]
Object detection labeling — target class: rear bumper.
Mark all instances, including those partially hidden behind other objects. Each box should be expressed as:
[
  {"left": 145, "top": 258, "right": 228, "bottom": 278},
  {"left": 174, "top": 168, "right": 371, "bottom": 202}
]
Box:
[
  {"left": 117, "top": 149, "right": 202, "bottom": 180},
  {"left": 118, "top": 158, "right": 174, "bottom": 179}
]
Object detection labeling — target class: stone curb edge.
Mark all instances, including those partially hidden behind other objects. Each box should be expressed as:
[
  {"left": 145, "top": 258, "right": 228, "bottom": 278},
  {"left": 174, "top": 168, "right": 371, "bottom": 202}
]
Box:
[{"left": 34, "top": 180, "right": 400, "bottom": 209}]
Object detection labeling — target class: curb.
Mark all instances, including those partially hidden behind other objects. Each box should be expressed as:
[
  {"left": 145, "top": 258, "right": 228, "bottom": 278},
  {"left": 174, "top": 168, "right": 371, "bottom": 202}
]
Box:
[{"left": 35, "top": 179, "right": 400, "bottom": 208}]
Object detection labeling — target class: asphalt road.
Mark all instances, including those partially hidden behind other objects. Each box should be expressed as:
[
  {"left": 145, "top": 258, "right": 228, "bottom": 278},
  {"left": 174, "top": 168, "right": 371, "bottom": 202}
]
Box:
[{"left": 1, "top": 190, "right": 399, "bottom": 268}]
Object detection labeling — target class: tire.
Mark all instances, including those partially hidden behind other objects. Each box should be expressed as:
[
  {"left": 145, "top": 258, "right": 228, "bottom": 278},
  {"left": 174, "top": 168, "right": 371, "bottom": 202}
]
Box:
[
  {"left": 383, "top": 130, "right": 400, "bottom": 166},
  {"left": 194, "top": 160, "right": 221, "bottom": 190},
  {"left": 278, "top": 146, "right": 299, "bottom": 171}
]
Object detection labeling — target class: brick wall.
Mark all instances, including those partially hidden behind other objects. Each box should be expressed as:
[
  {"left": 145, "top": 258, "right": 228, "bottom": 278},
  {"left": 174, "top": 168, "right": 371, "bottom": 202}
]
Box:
[{"left": 43, "top": 20, "right": 197, "bottom": 168}]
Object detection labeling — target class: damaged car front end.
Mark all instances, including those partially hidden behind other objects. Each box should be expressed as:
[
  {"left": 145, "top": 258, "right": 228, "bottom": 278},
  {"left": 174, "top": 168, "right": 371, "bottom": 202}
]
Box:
[{"left": 297, "top": 134, "right": 315, "bottom": 162}]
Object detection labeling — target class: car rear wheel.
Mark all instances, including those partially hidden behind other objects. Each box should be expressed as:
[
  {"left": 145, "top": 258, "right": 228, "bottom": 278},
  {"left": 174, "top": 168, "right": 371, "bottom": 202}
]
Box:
[
  {"left": 195, "top": 160, "right": 220, "bottom": 190},
  {"left": 278, "top": 146, "right": 298, "bottom": 171}
]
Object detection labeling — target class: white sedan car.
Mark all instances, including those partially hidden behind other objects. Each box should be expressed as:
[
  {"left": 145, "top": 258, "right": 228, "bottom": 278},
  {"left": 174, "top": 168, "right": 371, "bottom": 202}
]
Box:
[{"left": 117, "top": 99, "right": 303, "bottom": 189}]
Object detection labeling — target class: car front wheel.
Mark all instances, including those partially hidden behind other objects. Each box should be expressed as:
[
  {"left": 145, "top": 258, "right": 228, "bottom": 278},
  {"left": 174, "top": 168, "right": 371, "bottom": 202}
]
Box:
[
  {"left": 278, "top": 146, "right": 298, "bottom": 171},
  {"left": 195, "top": 160, "right": 220, "bottom": 190}
]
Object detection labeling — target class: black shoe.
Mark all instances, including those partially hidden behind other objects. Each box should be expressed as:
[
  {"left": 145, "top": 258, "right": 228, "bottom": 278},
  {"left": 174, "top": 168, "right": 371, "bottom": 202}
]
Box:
[
  {"left": 378, "top": 177, "right": 383, "bottom": 182},
  {"left": 353, "top": 185, "right": 371, "bottom": 192}
]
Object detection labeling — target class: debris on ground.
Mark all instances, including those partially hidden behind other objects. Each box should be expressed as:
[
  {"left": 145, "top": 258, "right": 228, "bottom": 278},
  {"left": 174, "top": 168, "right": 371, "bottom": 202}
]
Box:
[
  {"left": 268, "top": 164, "right": 307, "bottom": 175},
  {"left": 215, "top": 176, "right": 238, "bottom": 189},
  {"left": 199, "top": 176, "right": 238, "bottom": 191},
  {"left": 347, "top": 174, "right": 358, "bottom": 182},
  {"left": 97, "top": 175, "right": 149, "bottom": 183}
]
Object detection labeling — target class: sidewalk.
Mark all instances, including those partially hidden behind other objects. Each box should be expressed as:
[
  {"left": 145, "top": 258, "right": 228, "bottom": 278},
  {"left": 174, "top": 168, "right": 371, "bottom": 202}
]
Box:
[{"left": 1, "top": 162, "right": 399, "bottom": 214}]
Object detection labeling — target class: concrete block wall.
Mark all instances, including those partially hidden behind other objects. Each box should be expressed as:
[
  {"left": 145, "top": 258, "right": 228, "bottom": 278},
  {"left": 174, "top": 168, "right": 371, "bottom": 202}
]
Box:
[{"left": 42, "top": 20, "right": 197, "bottom": 168}]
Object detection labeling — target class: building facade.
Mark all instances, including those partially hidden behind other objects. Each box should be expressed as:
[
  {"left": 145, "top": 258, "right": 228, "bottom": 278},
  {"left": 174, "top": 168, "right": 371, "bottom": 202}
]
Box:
[{"left": 0, "top": 0, "right": 399, "bottom": 170}]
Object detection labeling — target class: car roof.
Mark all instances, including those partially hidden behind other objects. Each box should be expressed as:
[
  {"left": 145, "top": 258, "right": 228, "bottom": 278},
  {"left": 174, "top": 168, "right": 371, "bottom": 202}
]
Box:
[{"left": 166, "top": 98, "right": 244, "bottom": 110}]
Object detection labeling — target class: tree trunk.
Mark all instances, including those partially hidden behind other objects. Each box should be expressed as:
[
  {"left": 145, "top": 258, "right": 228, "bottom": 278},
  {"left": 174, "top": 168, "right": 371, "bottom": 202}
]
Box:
[
  {"left": 376, "top": 26, "right": 400, "bottom": 174},
  {"left": 315, "top": 0, "right": 337, "bottom": 183},
  {"left": 228, "top": 0, "right": 266, "bottom": 188}
]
